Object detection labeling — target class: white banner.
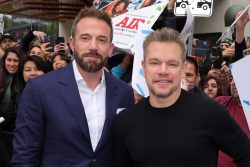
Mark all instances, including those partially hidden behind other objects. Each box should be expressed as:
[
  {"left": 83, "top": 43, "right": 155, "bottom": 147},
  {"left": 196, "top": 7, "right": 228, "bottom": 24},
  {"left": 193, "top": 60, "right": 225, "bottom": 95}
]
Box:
[
  {"left": 231, "top": 56, "right": 250, "bottom": 129},
  {"left": 131, "top": 27, "right": 153, "bottom": 97},
  {"left": 112, "top": 1, "right": 168, "bottom": 50}
]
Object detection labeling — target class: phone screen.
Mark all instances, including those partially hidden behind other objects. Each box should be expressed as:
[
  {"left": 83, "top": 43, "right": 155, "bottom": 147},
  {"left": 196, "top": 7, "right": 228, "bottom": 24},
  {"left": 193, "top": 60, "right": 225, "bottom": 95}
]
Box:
[{"left": 55, "top": 37, "right": 65, "bottom": 44}]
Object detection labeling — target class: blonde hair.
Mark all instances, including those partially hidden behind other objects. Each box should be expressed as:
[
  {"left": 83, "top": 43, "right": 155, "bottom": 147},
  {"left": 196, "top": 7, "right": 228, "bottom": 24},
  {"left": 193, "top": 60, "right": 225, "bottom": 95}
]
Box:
[{"left": 143, "top": 27, "right": 186, "bottom": 61}]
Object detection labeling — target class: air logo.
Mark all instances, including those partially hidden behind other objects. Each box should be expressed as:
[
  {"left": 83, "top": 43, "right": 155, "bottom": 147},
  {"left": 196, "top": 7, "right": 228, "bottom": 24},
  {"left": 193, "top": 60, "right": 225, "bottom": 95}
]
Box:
[{"left": 174, "top": 0, "right": 213, "bottom": 17}]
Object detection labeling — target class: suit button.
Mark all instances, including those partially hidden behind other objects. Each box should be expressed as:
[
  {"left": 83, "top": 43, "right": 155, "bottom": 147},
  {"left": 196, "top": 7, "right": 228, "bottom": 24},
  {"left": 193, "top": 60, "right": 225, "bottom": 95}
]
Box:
[{"left": 93, "top": 158, "right": 96, "bottom": 162}]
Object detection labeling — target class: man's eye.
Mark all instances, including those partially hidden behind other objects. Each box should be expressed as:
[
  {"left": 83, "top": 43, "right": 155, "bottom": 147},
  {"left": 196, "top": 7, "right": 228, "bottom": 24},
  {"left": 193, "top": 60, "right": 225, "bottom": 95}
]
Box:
[
  {"left": 169, "top": 63, "right": 177, "bottom": 67},
  {"left": 98, "top": 38, "right": 107, "bottom": 43},
  {"left": 81, "top": 36, "right": 89, "bottom": 41},
  {"left": 150, "top": 62, "right": 158, "bottom": 65}
]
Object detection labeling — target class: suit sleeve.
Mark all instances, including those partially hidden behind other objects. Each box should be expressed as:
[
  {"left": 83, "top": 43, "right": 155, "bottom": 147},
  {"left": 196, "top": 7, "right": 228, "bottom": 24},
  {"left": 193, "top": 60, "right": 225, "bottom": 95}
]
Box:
[
  {"left": 11, "top": 80, "right": 45, "bottom": 167},
  {"left": 210, "top": 104, "right": 250, "bottom": 167}
]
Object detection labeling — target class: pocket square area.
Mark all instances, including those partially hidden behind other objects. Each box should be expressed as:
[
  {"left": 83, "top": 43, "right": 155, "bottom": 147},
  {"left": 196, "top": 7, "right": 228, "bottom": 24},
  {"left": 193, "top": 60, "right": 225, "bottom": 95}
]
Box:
[{"left": 116, "top": 108, "right": 125, "bottom": 114}]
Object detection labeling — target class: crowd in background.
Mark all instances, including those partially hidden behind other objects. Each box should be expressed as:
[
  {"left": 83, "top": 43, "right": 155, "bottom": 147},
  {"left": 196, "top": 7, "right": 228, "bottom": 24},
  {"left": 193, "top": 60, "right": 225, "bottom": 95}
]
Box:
[{"left": 0, "top": 1, "right": 249, "bottom": 167}]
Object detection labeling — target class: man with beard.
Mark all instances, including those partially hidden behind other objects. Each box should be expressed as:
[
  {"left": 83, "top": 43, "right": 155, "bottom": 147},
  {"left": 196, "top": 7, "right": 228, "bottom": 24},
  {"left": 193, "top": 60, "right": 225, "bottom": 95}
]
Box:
[
  {"left": 11, "top": 8, "right": 134, "bottom": 167},
  {"left": 114, "top": 28, "right": 250, "bottom": 167}
]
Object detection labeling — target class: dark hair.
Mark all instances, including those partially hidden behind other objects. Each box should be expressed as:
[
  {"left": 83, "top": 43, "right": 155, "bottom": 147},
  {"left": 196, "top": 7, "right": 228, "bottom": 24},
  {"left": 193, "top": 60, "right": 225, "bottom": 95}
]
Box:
[
  {"left": 1, "top": 46, "right": 23, "bottom": 74},
  {"left": 0, "top": 47, "right": 23, "bottom": 113},
  {"left": 112, "top": 0, "right": 129, "bottom": 14},
  {"left": 71, "top": 7, "right": 113, "bottom": 42},
  {"left": 28, "top": 45, "right": 42, "bottom": 56},
  {"left": 202, "top": 76, "right": 223, "bottom": 97},
  {"left": 52, "top": 53, "right": 71, "bottom": 64},
  {"left": 18, "top": 55, "right": 50, "bottom": 84},
  {"left": 185, "top": 57, "right": 199, "bottom": 75}
]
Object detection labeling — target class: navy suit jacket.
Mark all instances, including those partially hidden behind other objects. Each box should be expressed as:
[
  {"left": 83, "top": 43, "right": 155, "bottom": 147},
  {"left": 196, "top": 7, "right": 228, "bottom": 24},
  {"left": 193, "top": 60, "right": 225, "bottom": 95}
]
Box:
[{"left": 11, "top": 63, "right": 135, "bottom": 167}]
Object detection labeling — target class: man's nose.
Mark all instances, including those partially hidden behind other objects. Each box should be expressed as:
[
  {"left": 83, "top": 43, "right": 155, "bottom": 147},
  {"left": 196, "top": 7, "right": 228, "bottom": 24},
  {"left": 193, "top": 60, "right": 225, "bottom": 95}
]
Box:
[
  {"left": 89, "top": 39, "right": 98, "bottom": 50},
  {"left": 158, "top": 64, "right": 168, "bottom": 74}
]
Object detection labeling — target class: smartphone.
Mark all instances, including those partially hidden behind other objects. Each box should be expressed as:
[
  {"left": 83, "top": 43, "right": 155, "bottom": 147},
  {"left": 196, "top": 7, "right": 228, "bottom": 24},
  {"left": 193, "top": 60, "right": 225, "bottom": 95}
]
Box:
[
  {"left": 55, "top": 36, "right": 65, "bottom": 45},
  {"left": 44, "top": 35, "right": 56, "bottom": 52}
]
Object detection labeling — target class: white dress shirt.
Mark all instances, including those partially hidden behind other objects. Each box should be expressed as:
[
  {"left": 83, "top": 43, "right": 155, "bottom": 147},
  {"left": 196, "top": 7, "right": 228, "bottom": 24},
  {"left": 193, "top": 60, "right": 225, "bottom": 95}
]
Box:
[{"left": 73, "top": 61, "right": 106, "bottom": 151}]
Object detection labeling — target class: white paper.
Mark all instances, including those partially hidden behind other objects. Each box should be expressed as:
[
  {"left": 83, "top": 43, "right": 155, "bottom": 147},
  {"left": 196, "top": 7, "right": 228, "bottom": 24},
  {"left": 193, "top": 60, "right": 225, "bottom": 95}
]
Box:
[
  {"left": 231, "top": 56, "right": 250, "bottom": 129},
  {"left": 180, "top": 7, "right": 194, "bottom": 42}
]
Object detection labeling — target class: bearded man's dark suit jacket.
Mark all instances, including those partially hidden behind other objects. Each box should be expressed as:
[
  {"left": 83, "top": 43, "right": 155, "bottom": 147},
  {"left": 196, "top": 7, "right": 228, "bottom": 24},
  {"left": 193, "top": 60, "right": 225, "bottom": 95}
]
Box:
[{"left": 11, "top": 63, "right": 135, "bottom": 167}]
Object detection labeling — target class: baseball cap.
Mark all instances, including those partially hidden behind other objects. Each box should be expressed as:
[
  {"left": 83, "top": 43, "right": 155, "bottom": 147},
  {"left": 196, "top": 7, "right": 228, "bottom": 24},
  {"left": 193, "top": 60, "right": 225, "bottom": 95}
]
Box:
[
  {"left": 0, "top": 33, "right": 16, "bottom": 43},
  {"left": 219, "top": 38, "right": 233, "bottom": 46}
]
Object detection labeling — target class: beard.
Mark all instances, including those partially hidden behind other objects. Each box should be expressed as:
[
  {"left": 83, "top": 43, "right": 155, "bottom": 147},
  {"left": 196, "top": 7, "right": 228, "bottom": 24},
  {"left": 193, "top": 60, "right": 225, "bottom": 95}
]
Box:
[
  {"left": 149, "top": 83, "right": 179, "bottom": 99},
  {"left": 74, "top": 50, "right": 108, "bottom": 73}
]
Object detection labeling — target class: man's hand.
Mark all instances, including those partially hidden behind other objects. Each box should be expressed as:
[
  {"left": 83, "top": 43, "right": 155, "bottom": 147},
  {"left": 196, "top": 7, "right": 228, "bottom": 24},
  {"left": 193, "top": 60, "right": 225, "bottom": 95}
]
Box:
[
  {"left": 236, "top": 10, "right": 249, "bottom": 30},
  {"left": 54, "top": 42, "right": 70, "bottom": 56},
  {"left": 222, "top": 46, "right": 235, "bottom": 57},
  {"left": 40, "top": 42, "right": 52, "bottom": 56},
  {"left": 236, "top": 10, "right": 249, "bottom": 43},
  {"left": 167, "top": 0, "right": 177, "bottom": 10}
]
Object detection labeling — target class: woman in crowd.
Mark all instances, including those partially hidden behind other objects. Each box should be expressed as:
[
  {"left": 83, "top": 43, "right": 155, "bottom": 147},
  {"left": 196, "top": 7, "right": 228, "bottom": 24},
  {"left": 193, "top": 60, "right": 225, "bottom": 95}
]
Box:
[
  {"left": 0, "top": 47, "right": 23, "bottom": 131},
  {"left": 28, "top": 45, "right": 44, "bottom": 59},
  {"left": 202, "top": 76, "right": 223, "bottom": 99},
  {"left": 18, "top": 55, "right": 50, "bottom": 84},
  {"left": 52, "top": 53, "right": 71, "bottom": 70},
  {"left": 6, "top": 55, "right": 49, "bottom": 127},
  {"left": 206, "top": 66, "right": 230, "bottom": 96}
]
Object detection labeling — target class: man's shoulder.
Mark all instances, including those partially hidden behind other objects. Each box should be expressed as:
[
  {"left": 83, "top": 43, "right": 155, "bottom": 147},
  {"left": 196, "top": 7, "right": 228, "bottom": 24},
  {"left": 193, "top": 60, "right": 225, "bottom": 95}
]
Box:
[
  {"left": 182, "top": 89, "right": 225, "bottom": 110},
  {"left": 33, "top": 65, "right": 71, "bottom": 83}
]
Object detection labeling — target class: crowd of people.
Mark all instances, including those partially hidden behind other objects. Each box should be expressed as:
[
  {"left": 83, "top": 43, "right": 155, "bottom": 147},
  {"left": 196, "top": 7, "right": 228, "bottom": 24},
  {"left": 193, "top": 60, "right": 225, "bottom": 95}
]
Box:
[{"left": 0, "top": 1, "right": 249, "bottom": 167}]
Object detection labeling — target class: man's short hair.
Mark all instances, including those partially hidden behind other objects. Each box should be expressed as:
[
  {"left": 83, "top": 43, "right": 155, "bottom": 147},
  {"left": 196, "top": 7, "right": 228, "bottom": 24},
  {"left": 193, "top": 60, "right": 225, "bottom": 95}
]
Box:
[
  {"left": 71, "top": 7, "right": 113, "bottom": 42},
  {"left": 143, "top": 27, "right": 186, "bottom": 61},
  {"left": 185, "top": 56, "right": 199, "bottom": 75}
]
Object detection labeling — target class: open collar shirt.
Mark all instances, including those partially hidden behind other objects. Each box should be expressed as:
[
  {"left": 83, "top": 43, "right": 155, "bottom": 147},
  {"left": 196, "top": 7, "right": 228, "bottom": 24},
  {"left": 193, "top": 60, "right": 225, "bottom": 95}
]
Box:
[{"left": 73, "top": 60, "right": 106, "bottom": 151}]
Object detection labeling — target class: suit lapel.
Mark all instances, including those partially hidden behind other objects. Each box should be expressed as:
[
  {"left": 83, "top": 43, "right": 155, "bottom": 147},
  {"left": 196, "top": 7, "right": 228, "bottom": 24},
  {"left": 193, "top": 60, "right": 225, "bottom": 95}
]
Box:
[
  {"left": 96, "top": 72, "right": 118, "bottom": 151},
  {"left": 57, "top": 64, "right": 91, "bottom": 145}
]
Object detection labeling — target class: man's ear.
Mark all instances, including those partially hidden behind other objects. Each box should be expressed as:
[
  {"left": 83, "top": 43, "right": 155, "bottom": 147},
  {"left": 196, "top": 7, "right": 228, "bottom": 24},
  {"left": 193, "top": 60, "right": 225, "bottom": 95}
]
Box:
[
  {"left": 196, "top": 73, "right": 201, "bottom": 86},
  {"left": 69, "top": 36, "right": 75, "bottom": 53},
  {"left": 141, "top": 60, "right": 145, "bottom": 77},
  {"left": 108, "top": 43, "right": 114, "bottom": 56}
]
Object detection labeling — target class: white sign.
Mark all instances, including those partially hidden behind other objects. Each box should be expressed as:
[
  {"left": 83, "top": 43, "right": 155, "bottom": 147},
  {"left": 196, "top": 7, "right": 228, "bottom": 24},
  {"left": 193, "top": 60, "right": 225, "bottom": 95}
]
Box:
[
  {"left": 231, "top": 56, "right": 250, "bottom": 129},
  {"left": 180, "top": 7, "right": 194, "bottom": 42},
  {"left": 131, "top": 27, "right": 153, "bottom": 97},
  {"left": 112, "top": 1, "right": 168, "bottom": 50},
  {"left": 174, "top": 0, "right": 213, "bottom": 17}
]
